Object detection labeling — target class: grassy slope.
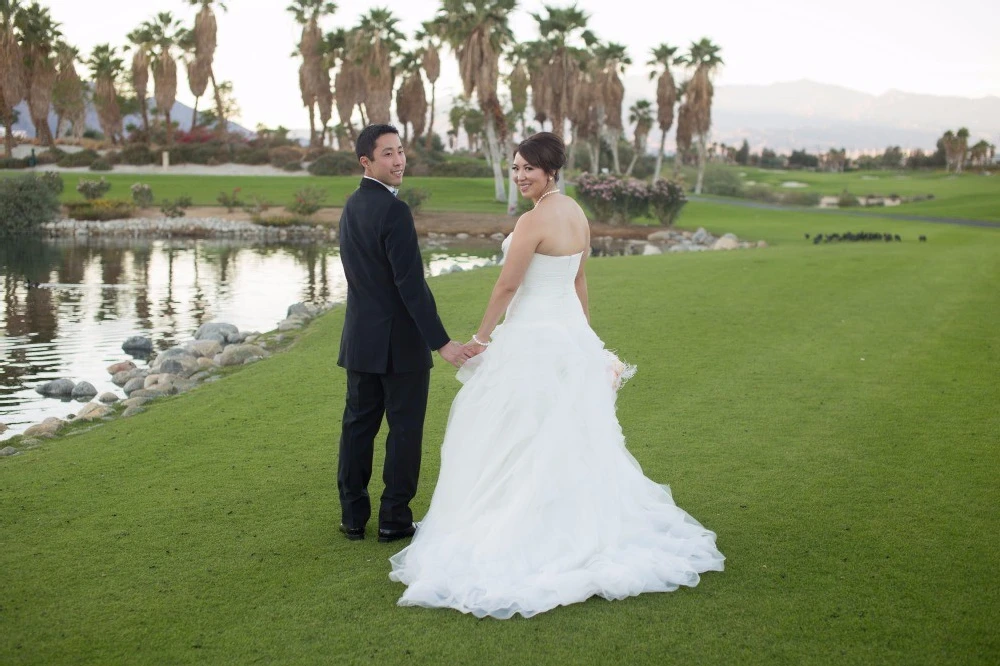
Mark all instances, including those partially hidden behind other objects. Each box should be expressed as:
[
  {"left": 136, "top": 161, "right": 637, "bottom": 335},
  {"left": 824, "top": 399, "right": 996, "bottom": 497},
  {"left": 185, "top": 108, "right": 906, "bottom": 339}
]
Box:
[{"left": 2, "top": 202, "right": 998, "bottom": 665}]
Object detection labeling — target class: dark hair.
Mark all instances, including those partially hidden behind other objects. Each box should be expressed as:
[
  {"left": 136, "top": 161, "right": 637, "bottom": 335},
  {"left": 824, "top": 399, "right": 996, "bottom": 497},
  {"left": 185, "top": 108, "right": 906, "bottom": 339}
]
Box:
[
  {"left": 356, "top": 124, "right": 400, "bottom": 161},
  {"left": 514, "top": 132, "right": 566, "bottom": 181}
]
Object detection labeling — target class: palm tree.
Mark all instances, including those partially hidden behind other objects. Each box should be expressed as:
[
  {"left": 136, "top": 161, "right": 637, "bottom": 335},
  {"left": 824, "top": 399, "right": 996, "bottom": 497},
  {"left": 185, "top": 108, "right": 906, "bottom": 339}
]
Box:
[
  {"left": 86, "top": 43, "right": 124, "bottom": 143},
  {"left": 592, "top": 41, "right": 629, "bottom": 174},
  {"left": 678, "top": 37, "right": 723, "bottom": 194},
  {"left": 0, "top": 0, "right": 26, "bottom": 156},
  {"left": 447, "top": 100, "right": 465, "bottom": 150},
  {"left": 624, "top": 99, "right": 652, "bottom": 176},
  {"left": 143, "top": 12, "right": 184, "bottom": 146},
  {"left": 51, "top": 41, "right": 84, "bottom": 140},
  {"left": 955, "top": 127, "right": 970, "bottom": 173},
  {"left": 437, "top": 0, "right": 516, "bottom": 202},
  {"left": 15, "top": 1, "right": 60, "bottom": 147},
  {"left": 647, "top": 43, "right": 678, "bottom": 182},
  {"left": 351, "top": 8, "right": 404, "bottom": 126},
  {"left": 287, "top": 0, "right": 336, "bottom": 147},
  {"left": 125, "top": 26, "right": 154, "bottom": 138},
  {"left": 415, "top": 19, "right": 443, "bottom": 149},
  {"left": 673, "top": 79, "right": 691, "bottom": 180},
  {"left": 187, "top": 0, "right": 228, "bottom": 135},
  {"left": 395, "top": 50, "right": 427, "bottom": 143},
  {"left": 527, "top": 4, "right": 594, "bottom": 141}
]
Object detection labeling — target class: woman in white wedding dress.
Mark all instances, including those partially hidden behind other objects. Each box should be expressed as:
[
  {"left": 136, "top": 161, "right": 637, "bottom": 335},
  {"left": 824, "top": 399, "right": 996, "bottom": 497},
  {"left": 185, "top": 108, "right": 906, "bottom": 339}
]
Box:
[{"left": 388, "top": 132, "right": 724, "bottom": 619}]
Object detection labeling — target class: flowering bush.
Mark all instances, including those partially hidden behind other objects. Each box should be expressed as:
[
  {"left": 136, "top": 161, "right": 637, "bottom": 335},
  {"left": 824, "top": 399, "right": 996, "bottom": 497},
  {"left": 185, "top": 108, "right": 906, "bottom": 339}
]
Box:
[
  {"left": 286, "top": 187, "right": 326, "bottom": 216},
  {"left": 76, "top": 177, "right": 112, "bottom": 200},
  {"left": 160, "top": 196, "right": 193, "bottom": 218},
  {"left": 130, "top": 183, "right": 154, "bottom": 208},
  {"left": 217, "top": 187, "right": 243, "bottom": 212},
  {"left": 648, "top": 179, "right": 687, "bottom": 226},
  {"left": 575, "top": 173, "right": 686, "bottom": 225},
  {"left": 64, "top": 199, "right": 137, "bottom": 221}
]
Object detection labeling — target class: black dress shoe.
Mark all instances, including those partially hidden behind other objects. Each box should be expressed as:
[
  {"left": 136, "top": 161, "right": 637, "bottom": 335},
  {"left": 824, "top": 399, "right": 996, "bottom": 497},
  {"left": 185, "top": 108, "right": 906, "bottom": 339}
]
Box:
[
  {"left": 378, "top": 522, "right": 417, "bottom": 543},
  {"left": 339, "top": 524, "right": 365, "bottom": 541}
]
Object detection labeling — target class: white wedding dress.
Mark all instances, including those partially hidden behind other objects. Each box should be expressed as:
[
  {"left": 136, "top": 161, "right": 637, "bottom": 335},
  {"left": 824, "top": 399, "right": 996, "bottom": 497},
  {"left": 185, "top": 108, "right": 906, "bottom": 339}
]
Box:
[{"left": 389, "top": 235, "right": 725, "bottom": 618}]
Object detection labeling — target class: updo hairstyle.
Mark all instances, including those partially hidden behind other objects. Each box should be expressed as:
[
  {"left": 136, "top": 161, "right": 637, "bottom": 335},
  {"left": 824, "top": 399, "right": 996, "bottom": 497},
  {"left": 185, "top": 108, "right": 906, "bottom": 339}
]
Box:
[{"left": 514, "top": 132, "right": 566, "bottom": 182}]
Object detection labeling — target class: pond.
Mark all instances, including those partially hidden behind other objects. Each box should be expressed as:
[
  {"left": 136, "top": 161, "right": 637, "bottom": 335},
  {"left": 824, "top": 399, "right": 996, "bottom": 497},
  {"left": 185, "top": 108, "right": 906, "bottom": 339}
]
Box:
[{"left": 0, "top": 236, "right": 500, "bottom": 440}]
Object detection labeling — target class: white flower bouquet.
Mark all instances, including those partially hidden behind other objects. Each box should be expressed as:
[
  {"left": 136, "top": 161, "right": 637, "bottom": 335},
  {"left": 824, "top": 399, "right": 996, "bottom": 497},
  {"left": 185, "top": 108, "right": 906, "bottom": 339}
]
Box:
[{"left": 605, "top": 349, "right": 637, "bottom": 391}]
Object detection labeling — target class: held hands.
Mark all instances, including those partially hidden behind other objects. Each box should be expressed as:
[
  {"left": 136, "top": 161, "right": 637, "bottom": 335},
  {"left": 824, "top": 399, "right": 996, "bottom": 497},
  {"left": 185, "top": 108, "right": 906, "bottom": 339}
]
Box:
[{"left": 438, "top": 340, "right": 476, "bottom": 368}]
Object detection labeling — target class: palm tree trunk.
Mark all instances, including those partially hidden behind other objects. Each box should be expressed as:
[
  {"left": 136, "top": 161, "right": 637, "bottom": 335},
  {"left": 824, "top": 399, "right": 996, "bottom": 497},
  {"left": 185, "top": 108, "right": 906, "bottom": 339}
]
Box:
[
  {"left": 3, "top": 120, "right": 14, "bottom": 158},
  {"left": 210, "top": 69, "right": 225, "bottom": 137},
  {"left": 140, "top": 97, "right": 150, "bottom": 137},
  {"left": 567, "top": 126, "right": 578, "bottom": 172},
  {"left": 307, "top": 104, "right": 316, "bottom": 147},
  {"left": 506, "top": 136, "right": 518, "bottom": 215},
  {"left": 653, "top": 129, "right": 666, "bottom": 182},
  {"left": 694, "top": 133, "right": 707, "bottom": 194},
  {"left": 54, "top": 115, "right": 64, "bottom": 141},
  {"left": 191, "top": 96, "right": 199, "bottom": 130},
  {"left": 625, "top": 149, "right": 638, "bottom": 177},
  {"left": 357, "top": 104, "right": 367, "bottom": 128},
  {"left": 609, "top": 131, "right": 622, "bottom": 174},
  {"left": 165, "top": 110, "right": 173, "bottom": 146},
  {"left": 483, "top": 116, "right": 506, "bottom": 202},
  {"left": 424, "top": 82, "right": 436, "bottom": 150}
]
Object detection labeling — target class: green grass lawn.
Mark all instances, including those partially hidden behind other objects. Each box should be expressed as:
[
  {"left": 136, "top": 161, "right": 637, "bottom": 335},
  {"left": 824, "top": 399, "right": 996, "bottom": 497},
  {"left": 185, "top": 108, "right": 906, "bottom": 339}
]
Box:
[{"left": 2, "top": 202, "right": 998, "bottom": 664}]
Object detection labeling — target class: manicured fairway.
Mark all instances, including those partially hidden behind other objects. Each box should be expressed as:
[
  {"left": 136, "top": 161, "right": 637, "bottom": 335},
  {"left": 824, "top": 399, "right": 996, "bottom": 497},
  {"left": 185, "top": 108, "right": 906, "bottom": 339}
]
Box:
[{"left": 2, "top": 201, "right": 997, "bottom": 664}]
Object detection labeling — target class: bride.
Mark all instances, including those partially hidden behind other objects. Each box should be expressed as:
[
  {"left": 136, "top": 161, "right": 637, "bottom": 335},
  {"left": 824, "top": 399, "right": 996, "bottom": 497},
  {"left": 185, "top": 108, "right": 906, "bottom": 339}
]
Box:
[{"left": 388, "top": 132, "right": 724, "bottom": 619}]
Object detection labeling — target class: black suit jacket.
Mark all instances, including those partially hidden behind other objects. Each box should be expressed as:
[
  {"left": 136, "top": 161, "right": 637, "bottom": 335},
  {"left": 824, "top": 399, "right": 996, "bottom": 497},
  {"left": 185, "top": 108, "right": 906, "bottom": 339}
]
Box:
[{"left": 337, "top": 178, "right": 450, "bottom": 373}]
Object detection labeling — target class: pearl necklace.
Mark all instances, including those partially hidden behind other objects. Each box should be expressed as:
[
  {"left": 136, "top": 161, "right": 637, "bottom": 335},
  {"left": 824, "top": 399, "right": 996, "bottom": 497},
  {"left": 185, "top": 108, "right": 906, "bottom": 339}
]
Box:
[{"left": 533, "top": 188, "right": 559, "bottom": 208}]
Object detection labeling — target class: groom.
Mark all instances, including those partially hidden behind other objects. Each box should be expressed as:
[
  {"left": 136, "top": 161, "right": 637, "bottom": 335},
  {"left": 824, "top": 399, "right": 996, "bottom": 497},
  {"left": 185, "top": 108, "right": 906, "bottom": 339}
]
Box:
[{"left": 337, "top": 124, "right": 472, "bottom": 543}]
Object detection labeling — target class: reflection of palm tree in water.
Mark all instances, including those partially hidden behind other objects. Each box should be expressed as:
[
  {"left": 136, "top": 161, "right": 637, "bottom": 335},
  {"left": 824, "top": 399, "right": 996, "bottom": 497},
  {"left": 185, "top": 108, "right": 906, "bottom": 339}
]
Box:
[
  {"left": 132, "top": 244, "right": 153, "bottom": 330},
  {"left": 98, "top": 247, "right": 125, "bottom": 321}
]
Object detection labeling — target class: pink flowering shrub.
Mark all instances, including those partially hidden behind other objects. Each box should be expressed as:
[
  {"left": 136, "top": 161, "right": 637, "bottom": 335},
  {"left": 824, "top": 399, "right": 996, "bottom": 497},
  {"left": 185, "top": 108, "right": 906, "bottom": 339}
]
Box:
[{"left": 575, "top": 174, "right": 687, "bottom": 225}]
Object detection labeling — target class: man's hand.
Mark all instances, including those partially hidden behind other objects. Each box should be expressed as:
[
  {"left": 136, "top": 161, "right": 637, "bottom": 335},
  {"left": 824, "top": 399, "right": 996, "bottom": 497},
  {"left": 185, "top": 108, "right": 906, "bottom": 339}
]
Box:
[
  {"left": 438, "top": 340, "right": 473, "bottom": 368},
  {"left": 464, "top": 340, "right": 487, "bottom": 357}
]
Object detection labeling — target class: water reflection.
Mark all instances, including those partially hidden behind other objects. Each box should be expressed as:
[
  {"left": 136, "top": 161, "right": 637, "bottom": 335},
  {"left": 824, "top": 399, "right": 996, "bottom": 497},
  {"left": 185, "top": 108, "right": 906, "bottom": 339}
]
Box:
[{"left": 1, "top": 237, "right": 498, "bottom": 440}]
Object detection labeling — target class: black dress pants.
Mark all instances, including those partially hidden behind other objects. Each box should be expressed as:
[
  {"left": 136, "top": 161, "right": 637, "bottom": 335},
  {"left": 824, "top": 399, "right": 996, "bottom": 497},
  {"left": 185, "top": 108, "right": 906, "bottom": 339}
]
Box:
[{"left": 338, "top": 368, "right": 430, "bottom": 531}]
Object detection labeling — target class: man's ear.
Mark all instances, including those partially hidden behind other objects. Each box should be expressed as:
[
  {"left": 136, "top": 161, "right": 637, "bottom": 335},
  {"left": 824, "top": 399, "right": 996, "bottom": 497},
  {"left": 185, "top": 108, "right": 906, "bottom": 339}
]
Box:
[{"left": 359, "top": 156, "right": 369, "bottom": 171}]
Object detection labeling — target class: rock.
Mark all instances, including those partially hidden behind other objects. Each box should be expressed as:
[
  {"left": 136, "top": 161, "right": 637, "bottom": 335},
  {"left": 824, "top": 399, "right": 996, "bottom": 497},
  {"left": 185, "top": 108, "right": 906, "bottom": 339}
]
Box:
[
  {"left": 122, "top": 396, "right": 153, "bottom": 409},
  {"left": 277, "top": 318, "right": 304, "bottom": 331},
  {"left": 0, "top": 446, "right": 18, "bottom": 456},
  {"left": 187, "top": 339, "right": 222, "bottom": 359},
  {"left": 152, "top": 346, "right": 195, "bottom": 367},
  {"left": 490, "top": 232, "right": 505, "bottom": 241},
  {"left": 122, "top": 406, "right": 147, "bottom": 418},
  {"left": 195, "top": 322, "right": 241, "bottom": 344},
  {"left": 692, "top": 227, "right": 713, "bottom": 245},
  {"left": 143, "top": 374, "right": 163, "bottom": 389},
  {"left": 646, "top": 230, "right": 675, "bottom": 242},
  {"left": 218, "top": 344, "right": 268, "bottom": 367},
  {"left": 128, "top": 388, "right": 168, "bottom": 400},
  {"left": 107, "top": 360, "right": 136, "bottom": 375},
  {"left": 721, "top": 232, "right": 739, "bottom": 241},
  {"left": 23, "top": 417, "right": 67, "bottom": 438},
  {"left": 196, "top": 357, "right": 216, "bottom": 371},
  {"left": 71, "top": 381, "right": 98, "bottom": 399},
  {"left": 35, "top": 378, "right": 75, "bottom": 397},
  {"left": 122, "top": 336, "right": 153, "bottom": 354},
  {"left": 189, "top": 371, "right": 211, "bottom": 382},
  {"left": 456, "top": 232, "right": 470, "bottom": 240},
  {"left": 75, "top": 403, "right": 112, "bottom": 421},
  {"left": 757, "top": 240, "right": 769, "bottom": 248},
  {"left": 98, "top": 392, "right": 119, "bottom": 403},
  {"left": 642, "top": 244, "right": 663, "bottom": 255},
  {"left": 200, "top": 332, "right": 227, "bottom": 345},
  {"left": 123, "top": 377, "right": 146, "bottom": 395},
  {"left": 159, "top": 358, "right": 198, "bottom": 377},
  {"left": 287, "top": 302, "right": 314, "bottom": 319},
  {"left": 0, "top": 422, "right": 7, "bottom": 434},
  {"left": 711, "top": 236, "right": 739, "bottom": 251},
  {"left": 112, "top": 370, "right": 134, "bottom": 386}
]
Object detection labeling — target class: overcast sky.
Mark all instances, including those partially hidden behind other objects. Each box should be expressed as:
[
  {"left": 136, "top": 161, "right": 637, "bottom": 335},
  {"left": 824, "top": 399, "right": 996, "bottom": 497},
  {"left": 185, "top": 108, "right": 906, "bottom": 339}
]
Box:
[{"left": 42, "top": 0, "right": 1000, "bottom": 130}]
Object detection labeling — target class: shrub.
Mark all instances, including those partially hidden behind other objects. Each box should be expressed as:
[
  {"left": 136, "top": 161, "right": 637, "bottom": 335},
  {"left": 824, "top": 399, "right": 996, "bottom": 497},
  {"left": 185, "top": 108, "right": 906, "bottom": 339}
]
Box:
[
  {"left": 398, "top": 187, "right": 430, "bottom": 214},
  {"left": 308, "top": 152, "right": 360, "bottom": 176},
  {"left": 121, "top": 144, "right": 155, "bottom": 165},
  {"left": 36, "top": 148, "right": 65, "bottom": 165},
  {"left": 781, "top": 190, "right": 821, "bottom": 207},
  {"left": 268, "top": 145, "right": 302, "bottom": 168},
  {"left": 242, "top": 195, "right": 272, "bottom": 216},
  {"left": 76, "top": 177, "right": 112, "bottom": 200},
  {"left": 217, "top": 187, "right": 244, "bottom": 212},
  {"left": 0, "top": 157, "right": 28, "bottom": 169},
  {"left": 103, "top": 150, "right": 122, "bottom": 165},
  {"left": 160, "top": 196, "right": 193, "bottom": 218},
  {"left": 57, "top": 149, "right": 99, "bottom": 168},
  {"left": 304, "top": 146, "right": 333, "bottom": 162},
  {"left": 286, "top": 186, "right": 326, "bottom": 216},
  {"left": 648, "top": 179, "right": 687, "bottom": 226},
  {"left": 574, "top": 173, "right": 620, "bottom": 223},
  {"left": 39, "top": 171, "right": 64, "bottom": 195},
  {"left": 250, "top": 213, "right": 315, "bottom": 227},
  {"left": 64, "top": 199, "right": 136, "bottom": 221},
  {"left": 837, "top": 190, "right": 859, "bottom": 207},
  {"left": 89, "top": 158, "right": 113, "bottom": 171},
  {"left": 0, "top": 174, "right": 62, "bottom": 235},
  {"left": 743, "top": 184, "right": 779, "bottom": 203},
  {"left": 130, "top": 183, "right": 154, "bottom": 208},
  {"left": 701, "top": 167, "right": 744, "bottom": 197},
  {"left": 429, "top": 158, "right": 493, "bottom": 178},
  {"left": 282, "top": 160, "right": 303, "bottom": 172},
  {"left": 232, "top": 147, "right": 269, "bottom": 165}
]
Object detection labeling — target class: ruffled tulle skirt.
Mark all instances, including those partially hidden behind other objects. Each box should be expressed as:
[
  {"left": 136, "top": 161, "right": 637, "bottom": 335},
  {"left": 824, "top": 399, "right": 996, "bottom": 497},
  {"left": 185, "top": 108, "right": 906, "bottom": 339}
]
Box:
[{"left": 388, "top": 309, "right": 724, "bottom": 619}]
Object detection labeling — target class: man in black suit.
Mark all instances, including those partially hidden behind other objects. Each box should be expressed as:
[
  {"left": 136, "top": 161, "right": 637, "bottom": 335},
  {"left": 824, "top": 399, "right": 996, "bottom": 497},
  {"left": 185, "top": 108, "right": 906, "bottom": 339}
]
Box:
[{"left": 337, "top": 124, "right": 473, "bottom": 543}]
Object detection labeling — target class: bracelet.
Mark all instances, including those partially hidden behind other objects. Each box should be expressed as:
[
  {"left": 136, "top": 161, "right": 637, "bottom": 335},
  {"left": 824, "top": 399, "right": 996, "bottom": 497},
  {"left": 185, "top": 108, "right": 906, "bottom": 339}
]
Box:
[{"left": 472, "top": 334, "right": 490, "bottom": 346}]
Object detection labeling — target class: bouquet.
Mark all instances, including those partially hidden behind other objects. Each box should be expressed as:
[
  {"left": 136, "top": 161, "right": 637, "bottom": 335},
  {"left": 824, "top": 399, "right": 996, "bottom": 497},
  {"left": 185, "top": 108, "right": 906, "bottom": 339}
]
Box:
[{"left": 605, "top": 349, "right": 637, "bottom": 391}]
